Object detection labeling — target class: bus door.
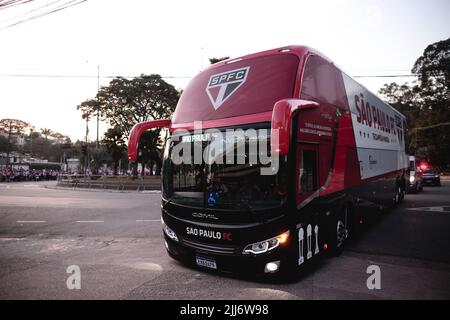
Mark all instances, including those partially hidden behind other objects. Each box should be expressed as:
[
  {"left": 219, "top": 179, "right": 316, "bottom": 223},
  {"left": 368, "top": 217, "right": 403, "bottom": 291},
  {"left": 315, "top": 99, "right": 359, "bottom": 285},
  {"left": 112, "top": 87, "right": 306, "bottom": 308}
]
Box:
[
  {"left": 296, "top": 109, "right": 323, "bottom": 206},
  {"left": 296, "top": 143, "right": 320, "bottom": 205}
]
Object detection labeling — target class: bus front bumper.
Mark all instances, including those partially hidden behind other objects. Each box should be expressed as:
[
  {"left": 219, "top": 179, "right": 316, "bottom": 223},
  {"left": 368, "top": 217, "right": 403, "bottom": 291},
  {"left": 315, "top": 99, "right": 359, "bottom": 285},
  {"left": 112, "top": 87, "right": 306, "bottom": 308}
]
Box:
[{"left": 163, "top": 234, "right": 291, "bottom": 276}]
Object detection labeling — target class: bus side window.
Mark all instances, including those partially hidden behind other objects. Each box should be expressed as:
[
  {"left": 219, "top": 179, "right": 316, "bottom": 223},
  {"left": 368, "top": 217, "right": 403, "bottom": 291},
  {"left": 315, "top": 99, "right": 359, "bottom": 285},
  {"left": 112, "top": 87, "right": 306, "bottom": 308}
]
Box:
[{"left": 298, "top": 148, "right": 318, "bottom": 193}]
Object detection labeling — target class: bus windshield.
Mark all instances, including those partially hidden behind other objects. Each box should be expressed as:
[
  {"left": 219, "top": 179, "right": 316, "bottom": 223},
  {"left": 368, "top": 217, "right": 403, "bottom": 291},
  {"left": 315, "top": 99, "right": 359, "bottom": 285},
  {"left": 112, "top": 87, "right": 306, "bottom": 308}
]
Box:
[{"left": 162, "top": 128, "right": 288, "bottom": 210}]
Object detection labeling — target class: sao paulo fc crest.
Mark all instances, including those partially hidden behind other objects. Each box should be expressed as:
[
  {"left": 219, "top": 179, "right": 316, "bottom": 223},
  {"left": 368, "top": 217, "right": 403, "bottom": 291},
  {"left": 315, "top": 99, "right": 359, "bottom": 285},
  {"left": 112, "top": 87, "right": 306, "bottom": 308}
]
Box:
[{"left": 206, "top": 67, "right": 250, "bottom": 110}]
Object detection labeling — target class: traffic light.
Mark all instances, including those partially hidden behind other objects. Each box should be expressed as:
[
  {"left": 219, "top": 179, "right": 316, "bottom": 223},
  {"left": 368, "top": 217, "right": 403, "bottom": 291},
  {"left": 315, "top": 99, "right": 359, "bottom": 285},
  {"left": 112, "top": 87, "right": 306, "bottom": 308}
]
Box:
[{"left": 81, "top": 145, "right": 87, "bottom": 155}]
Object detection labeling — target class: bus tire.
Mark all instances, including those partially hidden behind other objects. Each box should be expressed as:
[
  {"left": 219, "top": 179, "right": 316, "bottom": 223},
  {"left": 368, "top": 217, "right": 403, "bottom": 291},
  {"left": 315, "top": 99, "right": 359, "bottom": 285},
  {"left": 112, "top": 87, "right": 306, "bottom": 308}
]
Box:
[
  {"left": 330, "top": 207, "right": 350, "bottom": 257},
  {"left": 393, "top": 183, "right": 402, "bottom": 205}
]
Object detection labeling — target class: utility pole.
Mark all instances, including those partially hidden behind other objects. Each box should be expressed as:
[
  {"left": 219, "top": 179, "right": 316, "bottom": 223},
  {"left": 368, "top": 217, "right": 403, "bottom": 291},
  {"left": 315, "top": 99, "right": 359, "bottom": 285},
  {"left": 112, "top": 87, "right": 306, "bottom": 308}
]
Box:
[
  {"left": 6, "top": 122, "right": 12, "bottom": 166},
  {"left": 96, "top": 65, "right": 100, "bottom": 149},
  {"left": 85, "top": 115, "right": 89, "bottom": 144},
  {"left": 85, "top": 114, "right": 89, "bottom": 176}
]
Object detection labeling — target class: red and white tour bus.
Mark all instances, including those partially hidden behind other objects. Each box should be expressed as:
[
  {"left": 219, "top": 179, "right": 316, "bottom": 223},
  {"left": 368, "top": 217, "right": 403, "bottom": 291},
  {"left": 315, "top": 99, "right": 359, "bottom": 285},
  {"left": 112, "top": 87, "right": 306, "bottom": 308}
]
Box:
[{"left": 128, "top": 45, "right": 408, "bottom": 276}]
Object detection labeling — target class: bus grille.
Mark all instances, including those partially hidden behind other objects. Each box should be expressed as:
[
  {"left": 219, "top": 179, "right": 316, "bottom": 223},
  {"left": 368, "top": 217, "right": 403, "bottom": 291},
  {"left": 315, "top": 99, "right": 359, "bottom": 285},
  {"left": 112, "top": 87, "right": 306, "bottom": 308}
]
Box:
[{"left": 182, "top": 239, "right": 237, "bottom": 255}]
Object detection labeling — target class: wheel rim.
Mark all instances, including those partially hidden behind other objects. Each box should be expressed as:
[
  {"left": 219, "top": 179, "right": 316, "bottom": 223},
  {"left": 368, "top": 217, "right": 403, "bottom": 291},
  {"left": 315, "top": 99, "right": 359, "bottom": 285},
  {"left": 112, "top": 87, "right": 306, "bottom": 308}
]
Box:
[
  {"left": 394, "top": 187, "right": 400, "bottom": 203},
  {"left": 336, "top": 220, "right": 346, "bottom": 248}
]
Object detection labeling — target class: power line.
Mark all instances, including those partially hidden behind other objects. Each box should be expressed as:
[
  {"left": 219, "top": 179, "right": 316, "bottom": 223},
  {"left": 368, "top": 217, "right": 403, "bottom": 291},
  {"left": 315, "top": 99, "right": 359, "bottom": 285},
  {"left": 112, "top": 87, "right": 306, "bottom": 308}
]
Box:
[
  {"left": 0, "top": 0, "right": 64, "bottom": 23},
  {"left": 0, "top": 0, "right": 87, "bottom": 29},
  {"left": 0, "top": 73, "right": 193, "bottom": 79},
  {"left": 349, "top": 69, "right": 412, "bottom": 72},
  {"left": 0, "top": 0, "right": 35, "bottom": 10},
  {"left": 354, "top": 74, "right": 415, "bottom": 78},
  {"left": 3, "top": 0, "right": 87, "bottom": 29},
  {"left": 411, "top": 122, "right": 450, "bottom": 131}
]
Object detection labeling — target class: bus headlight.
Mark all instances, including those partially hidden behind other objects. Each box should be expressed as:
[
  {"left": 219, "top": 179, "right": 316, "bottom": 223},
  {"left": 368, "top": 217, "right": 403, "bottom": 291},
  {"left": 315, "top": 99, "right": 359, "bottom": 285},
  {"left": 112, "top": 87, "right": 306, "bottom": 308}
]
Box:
[
  {"left": 243, "top": 231, "right": 290, "bottom": 255},
  {"left": 409, "top": 175, "right": 415, "bottom": 183},
  {"left": 163, "top": 225, "right": 179, "bottom": 242}
]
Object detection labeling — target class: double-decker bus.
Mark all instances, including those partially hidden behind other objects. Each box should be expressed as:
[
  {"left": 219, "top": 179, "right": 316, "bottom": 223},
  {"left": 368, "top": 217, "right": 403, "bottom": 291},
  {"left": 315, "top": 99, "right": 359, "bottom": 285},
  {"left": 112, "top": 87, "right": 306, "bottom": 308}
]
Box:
[{"left": 128, "top": 46, "right": 408, "bottom": 275}]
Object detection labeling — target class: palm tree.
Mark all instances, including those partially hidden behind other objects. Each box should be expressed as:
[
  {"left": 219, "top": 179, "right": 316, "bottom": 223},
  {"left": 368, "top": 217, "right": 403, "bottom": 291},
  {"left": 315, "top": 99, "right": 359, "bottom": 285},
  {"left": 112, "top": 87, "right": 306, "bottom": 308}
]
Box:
[
  {"left": 102, "top": 127, "right": 126, "bottom": 175},
  {"left": 41, "top": 128, "right": 52, "bottom": 140}
]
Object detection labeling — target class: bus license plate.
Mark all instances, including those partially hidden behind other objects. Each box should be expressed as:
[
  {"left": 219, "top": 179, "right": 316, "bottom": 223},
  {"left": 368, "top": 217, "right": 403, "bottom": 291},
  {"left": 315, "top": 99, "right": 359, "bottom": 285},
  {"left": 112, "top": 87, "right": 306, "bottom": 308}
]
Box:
[{"left": 196, "top": 256, "right": 217, "bottom": 270}]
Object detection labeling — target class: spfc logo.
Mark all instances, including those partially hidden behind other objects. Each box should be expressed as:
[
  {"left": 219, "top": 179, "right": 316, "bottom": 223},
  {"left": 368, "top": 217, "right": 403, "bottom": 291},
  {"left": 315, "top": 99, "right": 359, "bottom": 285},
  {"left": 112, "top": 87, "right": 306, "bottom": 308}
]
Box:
[{"left": 206, "top": 67, "right": 250, "bottom": 110}]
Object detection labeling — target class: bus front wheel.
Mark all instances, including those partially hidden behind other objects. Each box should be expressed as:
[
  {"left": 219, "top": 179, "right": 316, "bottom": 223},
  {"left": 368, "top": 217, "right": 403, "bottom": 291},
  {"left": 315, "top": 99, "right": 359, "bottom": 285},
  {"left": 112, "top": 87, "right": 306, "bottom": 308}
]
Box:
[{"left": 329, "top": 207, "right": 350, "bottom": 257}]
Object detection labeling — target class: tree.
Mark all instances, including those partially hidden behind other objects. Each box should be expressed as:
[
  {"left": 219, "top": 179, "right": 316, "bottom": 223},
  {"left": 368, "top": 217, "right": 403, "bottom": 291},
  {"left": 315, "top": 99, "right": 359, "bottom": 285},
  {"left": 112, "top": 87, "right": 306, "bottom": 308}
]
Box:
[
  {"left": 25, "top": 130, "right": 40, "bottom": 156},
  {"left": 41, "top": 128, "right": 53, "bottom": 140},
  {"left": 378, "top": 82, "right": 423, "bottom": 129},
  {"left": 209, "top": 56, "right": 229, "bottom": 64},
  {"left": 50, "top": 132, "right": 63, "bottom": 140},
  {"left": 102, "top": 127, "right": 126, "bottom": 175},
  {"left": 0, "top": 135, "right": 13, "bottom": 155},
  {"left": 0, "top": 119, "right": 31, "bottom": 136},
  {"left": 138, "top": 130, "right": 162, "bottom": 176},
  {"left": 379, "top": 38, "right": 450, "bottom": 169},
  {"left": 412, "top": 38, "right": 450, "bottom": 104},
  {"left": 76, "top": 98, "right": 99, "bottom": 142},
  {"left": 0, "top": 119, "right": 31, "bottom": 165},
  {"left": 88, "top": 146, "right": 109, "bottom": 174},
  {"left": 77, "top": 74, "right": 179, "bottom": 176},
  {"left": 95, "top": 74, "right": 179, "bottom": 138}
]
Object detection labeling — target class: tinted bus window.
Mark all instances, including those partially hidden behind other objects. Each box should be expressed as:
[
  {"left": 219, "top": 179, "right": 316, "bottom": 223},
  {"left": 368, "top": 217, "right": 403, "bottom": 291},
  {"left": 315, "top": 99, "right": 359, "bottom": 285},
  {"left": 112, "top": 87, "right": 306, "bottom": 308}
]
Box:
[
  {"left": 172, "top": 54, "right": 299, "bottom": 123},
  {"left": 300, "top": 55, "right": 347, "bottom": 107},
  {"left": 299, "top": 149, "right": 318, "bottom": 193}
]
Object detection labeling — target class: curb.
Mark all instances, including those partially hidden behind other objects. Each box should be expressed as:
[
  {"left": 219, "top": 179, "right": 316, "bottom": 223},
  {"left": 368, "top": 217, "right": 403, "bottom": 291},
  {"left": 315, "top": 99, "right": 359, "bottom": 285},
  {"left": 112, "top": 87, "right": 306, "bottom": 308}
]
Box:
[{"left": 46, "top": 185, "right": 161, "bottom": 194}]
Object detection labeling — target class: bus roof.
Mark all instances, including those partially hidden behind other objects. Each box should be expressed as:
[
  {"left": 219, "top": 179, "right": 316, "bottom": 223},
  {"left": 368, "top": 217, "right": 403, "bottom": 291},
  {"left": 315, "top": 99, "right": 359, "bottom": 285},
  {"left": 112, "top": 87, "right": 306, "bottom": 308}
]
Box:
[
  {"left": 170, "top": 46, "right": 318, "bottom": 129},
  {"left": 169, "top": 45, "right": 404, "bottom": 131}
]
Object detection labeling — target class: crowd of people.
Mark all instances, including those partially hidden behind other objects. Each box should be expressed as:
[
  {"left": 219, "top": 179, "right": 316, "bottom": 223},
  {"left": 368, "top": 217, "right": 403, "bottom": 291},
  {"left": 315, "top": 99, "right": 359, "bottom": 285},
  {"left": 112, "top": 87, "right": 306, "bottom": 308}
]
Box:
[{"left": 0, "top": 167, "right": 59, "bottom": 182}]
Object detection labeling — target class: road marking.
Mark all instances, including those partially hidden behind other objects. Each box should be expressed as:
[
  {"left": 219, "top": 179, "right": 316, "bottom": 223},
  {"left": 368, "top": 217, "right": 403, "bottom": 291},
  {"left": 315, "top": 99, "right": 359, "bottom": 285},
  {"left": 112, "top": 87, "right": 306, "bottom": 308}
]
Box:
[
  {"left": 136, "top": 219, "right": 160, "bottom": 222},
  {"left": 16, "top": 220, "right": 46, "bottom": 223},
  {"left": 142, "top": 190, "right": 161, "bottom": 194},
  {"left": 0, "top": 185, "right": 10, "bottom": 189},
  {"left": 76, "top": 220, "right": 105, "bottom": 223},
  {"left": 23, "top": 184, "right": 41, "bottom": 188},
  {"left": 407, "top": 206, "right": 450, "bottom": 212}
]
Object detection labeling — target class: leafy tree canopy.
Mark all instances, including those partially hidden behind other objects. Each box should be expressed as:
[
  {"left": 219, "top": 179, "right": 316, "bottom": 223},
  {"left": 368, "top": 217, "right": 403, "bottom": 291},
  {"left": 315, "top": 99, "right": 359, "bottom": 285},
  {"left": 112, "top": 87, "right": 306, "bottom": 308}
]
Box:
[
  {"left": 0, "top": 118, "right": 31, "bottom": 135},
  {"left": 209, "top": 56, "right": 229, "bottom": 64},
  {"left": 77, "top": 74, "right": 179, "bottom": 140},
  {"left": 379, "top": 38, "right": 450, "bottom": 168},
  {"left": 412, "top": 38, "right": 450, "bottom": 105}
]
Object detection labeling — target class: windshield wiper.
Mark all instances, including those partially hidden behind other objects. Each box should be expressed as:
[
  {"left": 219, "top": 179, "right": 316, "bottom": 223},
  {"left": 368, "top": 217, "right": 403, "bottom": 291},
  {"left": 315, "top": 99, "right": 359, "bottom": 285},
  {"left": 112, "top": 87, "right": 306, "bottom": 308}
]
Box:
[{"left": 162, "top": 197, "right": 173, "bottom": 210}]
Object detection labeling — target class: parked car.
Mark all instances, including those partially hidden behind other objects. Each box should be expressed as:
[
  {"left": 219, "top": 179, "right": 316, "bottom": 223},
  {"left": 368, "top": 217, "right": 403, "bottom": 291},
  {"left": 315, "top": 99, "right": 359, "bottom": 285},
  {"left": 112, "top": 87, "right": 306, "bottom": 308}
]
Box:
[
  {"left": 408, "top": 156, "right": 423, "bottom": 193},
  {"left": 421, "top": 167, "right": 441, "bottom": 186}
]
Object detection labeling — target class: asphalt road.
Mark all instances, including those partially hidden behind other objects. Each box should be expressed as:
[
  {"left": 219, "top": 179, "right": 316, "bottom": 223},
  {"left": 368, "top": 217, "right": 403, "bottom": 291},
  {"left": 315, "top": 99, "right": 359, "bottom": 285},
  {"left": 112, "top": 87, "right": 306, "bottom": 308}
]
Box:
[{"left": 0, "top": 180, "right": 449, "bottom": 299}]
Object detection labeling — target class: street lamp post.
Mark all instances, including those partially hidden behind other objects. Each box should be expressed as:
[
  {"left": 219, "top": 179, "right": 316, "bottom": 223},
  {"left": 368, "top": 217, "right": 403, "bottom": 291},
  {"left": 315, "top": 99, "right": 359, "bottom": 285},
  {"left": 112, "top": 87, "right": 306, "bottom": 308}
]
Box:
[{"left": 85, "top": 114, "right": 89, "bottom": 176}]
